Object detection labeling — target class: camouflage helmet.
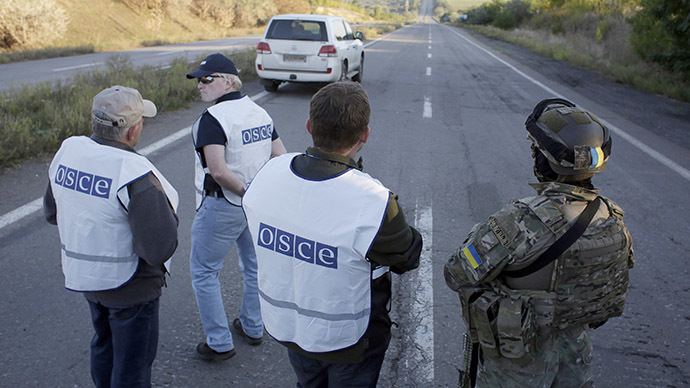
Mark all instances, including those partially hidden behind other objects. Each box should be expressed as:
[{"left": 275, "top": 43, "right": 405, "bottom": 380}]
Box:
[{"left": 526, "top": 98, "right": 612, "bottom": 181}]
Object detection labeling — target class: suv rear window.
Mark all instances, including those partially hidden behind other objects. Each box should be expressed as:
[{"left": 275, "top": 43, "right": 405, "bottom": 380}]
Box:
[{"left": 266, "top": 20, "right": 327, "bottom": 41}]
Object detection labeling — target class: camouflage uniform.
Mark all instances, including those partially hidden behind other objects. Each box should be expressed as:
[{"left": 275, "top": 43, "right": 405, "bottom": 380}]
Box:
[{"left": 445, "top": 181, "right": 634, "bottom": 388}]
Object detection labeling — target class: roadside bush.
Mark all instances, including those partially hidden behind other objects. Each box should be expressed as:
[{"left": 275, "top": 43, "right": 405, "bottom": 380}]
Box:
[
  {"left": 493, "top": 11, "right": 517, "bottom": 29},
  {"left": 504, "top": 0, "right": 532, "bottom": 25},
  {"left": 0, "top": 0, "right": 70, "bottom": 49},
  {"left": 628, "top": 0, "right": 690, "bottom": 76},
  {"left": 190, "top": 0, "right": 236, "bottom": 28},
  {"left": 466, "top": 0, "right": 503, "bottom": 25}
]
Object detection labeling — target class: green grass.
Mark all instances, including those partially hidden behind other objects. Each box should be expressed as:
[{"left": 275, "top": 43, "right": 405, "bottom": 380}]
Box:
[{"left": 0, "top": 49, "right": 257, "bottom": 168}]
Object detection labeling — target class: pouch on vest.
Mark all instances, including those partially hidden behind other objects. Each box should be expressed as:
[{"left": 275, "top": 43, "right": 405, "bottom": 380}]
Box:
[
  {"left": 457, "top": 220, "right": 511, "bottom": 284},
  {"left": 497, "top": 297, "right": 536, "bottom": 365},
  {"left": 470, "top": 291, "right": 501, "bottom": 357}
]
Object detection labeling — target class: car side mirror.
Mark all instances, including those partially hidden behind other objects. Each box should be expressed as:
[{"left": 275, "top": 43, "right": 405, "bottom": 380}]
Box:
[{"left": 354, "top": 31, "right": 364, "bottom": 40}]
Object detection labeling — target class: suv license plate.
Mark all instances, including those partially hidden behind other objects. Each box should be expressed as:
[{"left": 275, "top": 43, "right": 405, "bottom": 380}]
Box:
[{"left": 284, "top": 54, "right": 306, "bottom": 62}]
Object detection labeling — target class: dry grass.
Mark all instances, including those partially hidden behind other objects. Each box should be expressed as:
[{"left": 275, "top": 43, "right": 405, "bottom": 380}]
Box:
[
  {"left": 443, "top": 0, "right": 489, "bottom": 11},
  {"left": 465, "top": 23, "right": 690, "bottom": 102}
]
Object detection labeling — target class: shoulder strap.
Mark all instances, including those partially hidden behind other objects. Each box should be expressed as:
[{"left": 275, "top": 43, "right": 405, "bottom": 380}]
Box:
[{"left": 503, "top": 197, "right": 601, "bottom": 278}]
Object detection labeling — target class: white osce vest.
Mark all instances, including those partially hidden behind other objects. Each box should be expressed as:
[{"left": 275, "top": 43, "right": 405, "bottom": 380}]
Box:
[
  {"left": 192, "top": 96, "right": 273, "bottom": 208},
  {"left": 48, "top": 136, "right": 179, "bottom": 292},
  {"left": 242, "top": 153, "right": 390, "bottom": 352}
]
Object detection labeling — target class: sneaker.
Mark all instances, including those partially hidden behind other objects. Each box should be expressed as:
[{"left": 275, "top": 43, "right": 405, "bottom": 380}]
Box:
[
  {"left": 231, "top": 318, "right": 263, "bottom": 346},
  {"left": 196, "top": 342, "right": 236, "bottom": 361}
]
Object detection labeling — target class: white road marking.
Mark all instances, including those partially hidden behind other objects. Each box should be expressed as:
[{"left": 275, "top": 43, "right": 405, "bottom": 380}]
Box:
[
  {"left": 136, "top": 126, "right": 191, "bottom": 156},
  {"left": 155, "top": 50, "right": 184, "bottom": 56},
  {"left": 427, "top": 53, "right": 432, "bottom": 59},
  {"left": 423, "top": 97, "right": 432, "bottom": 118},
  {"left": 428, "top": 45, "right": 432, "bottom": 50},
  {"left": 444, "top": 25, "right": 690, "bottom": 183},
  {"left": 0, "top": 92, "right": 269, "bottom": 231},
  {"left": 52, "top": 62, "right": 104, "bottom": 72},
  {"left": 426, "top": 67, "right": 432, "bottom": 76},
  {"left": 0, "top": 199, "right": 43, "bottom": 230},
  {"left": 411, "top": 203, "right": 434, "bottom": 383}
]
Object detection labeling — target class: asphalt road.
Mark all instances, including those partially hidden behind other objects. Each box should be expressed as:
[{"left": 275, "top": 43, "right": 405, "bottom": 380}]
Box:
[
  {"left": 0, "top": 35, "right": 262, "bottom": 92},
  {"left": 1, "top": 15, "right": 689, "bottom": 388}
]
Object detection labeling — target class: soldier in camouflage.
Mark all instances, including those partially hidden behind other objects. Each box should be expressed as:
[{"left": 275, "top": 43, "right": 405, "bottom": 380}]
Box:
[{"left": 444, "top": 99, "right": 634, "bottom": 388}]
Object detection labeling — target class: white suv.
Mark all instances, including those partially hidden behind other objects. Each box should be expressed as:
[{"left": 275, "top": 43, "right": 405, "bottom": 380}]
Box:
[{"left": 255, "top": 14, "right": 364, "bottom": 92}]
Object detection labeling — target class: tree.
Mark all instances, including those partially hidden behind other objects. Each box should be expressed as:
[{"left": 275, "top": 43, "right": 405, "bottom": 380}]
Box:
[{"left": 629, "top": 0, "right": 690, "bottom": 75}]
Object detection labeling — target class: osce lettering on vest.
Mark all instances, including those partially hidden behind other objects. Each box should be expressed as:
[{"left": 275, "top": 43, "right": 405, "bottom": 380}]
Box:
[
  {"left": 242, "top": 124, "right": 273, "bottom": 145},
  {"left": 54, "top": 164, "right": 112, "bottom": 199},
  {"left": 257, "top": 222, "right": 338, "bottom": 269}
]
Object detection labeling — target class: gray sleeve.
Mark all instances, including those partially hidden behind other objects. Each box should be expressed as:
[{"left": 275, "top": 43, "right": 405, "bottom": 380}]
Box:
[
  {"left": 127, "top": 173, "right": 179, "bottom": 266},
  {"left": 43, "top": 182, "right": 57, "bottom": 225}
]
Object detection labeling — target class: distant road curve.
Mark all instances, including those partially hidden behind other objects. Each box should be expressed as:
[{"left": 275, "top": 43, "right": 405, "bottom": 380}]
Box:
[{"left": 0, "top": 34, "right": 262, "bottom": 92}]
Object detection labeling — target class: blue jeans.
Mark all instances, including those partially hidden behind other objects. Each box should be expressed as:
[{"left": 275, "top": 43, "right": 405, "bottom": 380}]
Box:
[
  {"left": 190, "top": 196, "right": 263, "bottom": 352},
  {"left": 87, "top": 298, "right": 159, "bottom": 388},
  {"left": 287, "top": 349, "right": 386, "bottom": 388}
]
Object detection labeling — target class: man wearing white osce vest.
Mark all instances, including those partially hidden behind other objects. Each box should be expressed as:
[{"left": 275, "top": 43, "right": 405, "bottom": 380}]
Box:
[
  {"left": 44, "top": 86, "right": 179, "bottom": 388},
  {"left": 186, "top": 53, "right": 287, "bottom": 361},
  {"left": 243, "top": 82, "right": 423, "bottom": 387}
]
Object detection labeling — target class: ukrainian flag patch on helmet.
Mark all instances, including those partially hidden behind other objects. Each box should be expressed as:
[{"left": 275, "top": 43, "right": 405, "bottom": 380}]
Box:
[
  {"left": 590, "top": 147, "right": 604, "bottom": 169},
  {"left": 462, "top": 244, "right": 483, "bottom": 269}
]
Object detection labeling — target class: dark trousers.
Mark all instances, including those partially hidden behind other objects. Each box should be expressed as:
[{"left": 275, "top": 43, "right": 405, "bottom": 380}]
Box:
[
  {"left": 87, "top": 297, "right": 160, "bottom": 388},
  {"left": 287, "top": 348, "right": 386, "bottom": 388}
]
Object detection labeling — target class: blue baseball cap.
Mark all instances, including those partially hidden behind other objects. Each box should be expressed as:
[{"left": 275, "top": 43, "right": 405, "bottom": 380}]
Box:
[{"left": 186, "top": 53, "right": 238, "bottom": 79}]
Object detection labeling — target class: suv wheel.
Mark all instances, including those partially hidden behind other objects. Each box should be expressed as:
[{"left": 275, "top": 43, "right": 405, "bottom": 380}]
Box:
[
  {"left": 264, "top": 82, "right": 279, "bottom": 92},
  {"left": 352, "top": 57, "right": 363, "bottom": 83}
]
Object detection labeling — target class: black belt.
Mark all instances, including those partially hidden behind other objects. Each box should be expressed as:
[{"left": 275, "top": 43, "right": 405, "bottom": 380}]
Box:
[{"left": 204, "top": 190, "right": 224, "bottom": 198}]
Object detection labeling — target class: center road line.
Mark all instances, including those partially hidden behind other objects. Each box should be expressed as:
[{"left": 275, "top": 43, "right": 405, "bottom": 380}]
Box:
[
  {"left": 426, "top": 67, "right": 432, "bottom": 76},
  {"left": 423, "top": 97, "right": 432, "bottom": 118},
  {"left": 0, "top": 91, "right": 269, "bottom": 231},
  {"left": 411, "top": 203, "right": 434, "bottom": 383},
  {"left": 53, "top": 62, "right": 104, "bottom": 72},
  {"left": 444, "top": 25, "right": 690, "bottom": 183},
  {"left": 427, "top": 53, "right": 432, "bottom": 59}
]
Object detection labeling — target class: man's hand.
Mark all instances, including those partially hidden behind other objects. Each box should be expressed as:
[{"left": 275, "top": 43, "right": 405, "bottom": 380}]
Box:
[{"left": 204, "top": 144, "right": 246, "bottom": 196}]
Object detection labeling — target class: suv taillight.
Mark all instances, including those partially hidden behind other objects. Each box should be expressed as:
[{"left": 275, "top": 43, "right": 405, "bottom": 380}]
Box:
[
  {"left": 257, "top": 42, "right": 271, "bottom": 54},
  {"left": 318, "top": 45, "right": 337, "bottom": 57}
]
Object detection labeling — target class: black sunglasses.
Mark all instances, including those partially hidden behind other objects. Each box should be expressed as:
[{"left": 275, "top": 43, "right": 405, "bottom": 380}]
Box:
[{"left": 198, "top": 75, "right": 223, "bottom": 84}]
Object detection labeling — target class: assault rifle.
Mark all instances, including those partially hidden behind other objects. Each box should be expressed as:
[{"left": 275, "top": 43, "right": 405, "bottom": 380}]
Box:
[{"left": 459, "top": 332, "right": 478, "bottom": 388}]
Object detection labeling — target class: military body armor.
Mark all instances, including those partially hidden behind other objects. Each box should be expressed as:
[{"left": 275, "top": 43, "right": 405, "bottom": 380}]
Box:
[{"left": 445, "top": 186, "right": 634, "bottom": 363}]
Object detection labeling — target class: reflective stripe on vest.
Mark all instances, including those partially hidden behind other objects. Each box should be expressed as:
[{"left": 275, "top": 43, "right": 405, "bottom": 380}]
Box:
[
  {"left": 243, "top": 153, "right": 390, "bottom": 352},
  {"left": 48, "top": 136, "right": 178, "bottom": 291},
  {"left": 192, "top": 96, "right": 273, "bottom": 208}
]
